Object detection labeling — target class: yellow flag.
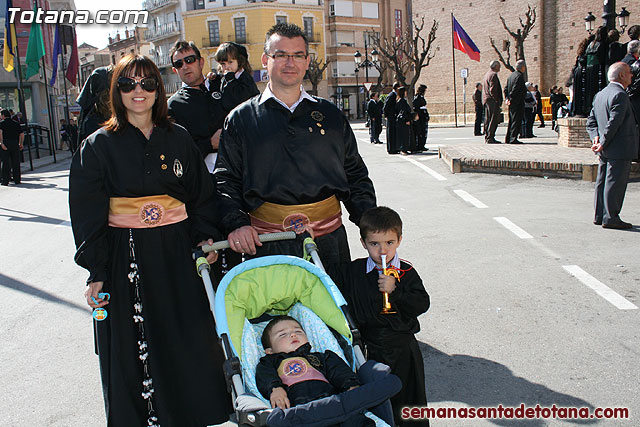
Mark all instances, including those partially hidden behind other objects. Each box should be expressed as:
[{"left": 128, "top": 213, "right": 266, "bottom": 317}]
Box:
[{"left": 3, "top": 0, "right": 18, "bottom": 72}]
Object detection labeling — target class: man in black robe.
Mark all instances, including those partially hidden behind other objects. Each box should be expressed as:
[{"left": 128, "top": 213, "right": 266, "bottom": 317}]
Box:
[
  {"left": 504, "top": 60, "right": 527, "bottom": 144},
  {"left": 367, "top": 92, "right": 382, "bottom": 143},
  {"left": 383, "top": 82, "right": 400, "bottom": 154},
  {"left": 167, "top": 41, "right": 225, "bottom": 174},
  {"left": 214, "top": 23, "right": 376, "bottom": 274}
]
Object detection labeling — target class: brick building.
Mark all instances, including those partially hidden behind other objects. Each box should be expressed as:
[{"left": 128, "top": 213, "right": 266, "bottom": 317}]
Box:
[{"left": 410, "top": 0, "right": 637, "bottom": 116}]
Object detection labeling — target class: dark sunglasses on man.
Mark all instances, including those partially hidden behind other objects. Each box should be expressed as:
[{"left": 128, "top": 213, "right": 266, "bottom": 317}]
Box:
[
  {"left": 172, "top": 54, "right": 198, "bottom": 69},
  {"left": 117, "top": 77, "right": 159, "bottom": 93}
]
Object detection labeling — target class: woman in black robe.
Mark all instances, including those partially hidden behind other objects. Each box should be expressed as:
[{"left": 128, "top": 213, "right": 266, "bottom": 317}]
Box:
[
  {"left": 69, "top": 54, "right": 231, "bottom": 427},
  {"left": 569, "top": 35, "right": 593, "bottom": 117},
  {"left": 585, "top": 27, "right": 608, "bottom": 113},
  {"left": 412, "top": 84, "right": 428, "bottom": 152},
  {"left": 395, "top": 87, "right": 413, "bottom": 155}
]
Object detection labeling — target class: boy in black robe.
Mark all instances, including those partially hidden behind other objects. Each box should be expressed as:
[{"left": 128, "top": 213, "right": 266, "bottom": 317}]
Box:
[
  {"left": 335, "top": 206, "right": 430, "bottom": 426},
  {"left": 256, "top": 316, "right": 374, "bottom": 426}
]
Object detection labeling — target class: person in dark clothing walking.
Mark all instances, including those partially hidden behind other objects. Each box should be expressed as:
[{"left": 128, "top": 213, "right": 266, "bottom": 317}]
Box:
[
  {"left": 504, "top": 60, "right": 527, "bottom": 144},
  {"left": 367, "top": 93, "right": 383, "bottom": 143},
  {"left": 395, "top": 87, "right": 412, "bottom": 155},
  {"left": 550, "top": 86, "right": 569, "bottom": 131},
  {"left": 0, "top": 109, "right": 24, "bottom": 185},
  {"left": 412, "top": 84, "right": 428, "bottom": 151},
  {"left": 472, "top": 82, "right": 483, "bottom": 136},
  {"left": 534, "top": 84, "right": 545, "bottom": 127},
  {"left": 76, "top": 65, "right": 113, "bottom": 146},
  {"left": 383, "top": 83, "right": 400, "bottom": 154},
  {"left": 522, "top": 82, "right": 537, "bottom": 138}
]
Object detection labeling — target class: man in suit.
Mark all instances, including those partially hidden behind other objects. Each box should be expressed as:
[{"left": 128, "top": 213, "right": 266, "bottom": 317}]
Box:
[
  {"left": 504, "top": 60, "right": 527, "bottom": 144},
  {"left": 383, "top": 82, "right": 400, "bottom": 154},
  {"left": 482, "top": 60, "right": 503, "bottom": 144},
  {"left": 367, "top": 92, "right": 383, "bottom": 143},
  {"left": 587, "top": 62, "right": 639, "bottom": 229}
]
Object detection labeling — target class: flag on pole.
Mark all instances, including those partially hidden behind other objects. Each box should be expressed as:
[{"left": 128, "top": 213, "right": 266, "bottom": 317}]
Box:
[
  {"left": 49, "top": 24, "right": 60, "bottom": 86},
  {"left": 25, "top": 5, "right": 46, "bottom": 79},
  {"left": 65, "top": 28, "right": 79, "bottom": 85},
  {"left": 3, "top": 0, "right": 18, "bottom": 72},
  {"left": 452, "top": 16, "right": 480, "bottom": 62}
]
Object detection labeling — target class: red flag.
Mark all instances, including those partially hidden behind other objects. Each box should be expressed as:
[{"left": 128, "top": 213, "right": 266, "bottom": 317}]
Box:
[
  {"left": 452, "top": 16, "right": 480, "bottom": 62},
  {"left": 66, "top": 29, "right": 79, "bottom": 85}
]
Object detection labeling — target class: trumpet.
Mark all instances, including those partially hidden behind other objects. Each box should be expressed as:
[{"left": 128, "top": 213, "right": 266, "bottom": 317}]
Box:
[{"left": 380, "top": 255, "right": 397, "bottom": 315}]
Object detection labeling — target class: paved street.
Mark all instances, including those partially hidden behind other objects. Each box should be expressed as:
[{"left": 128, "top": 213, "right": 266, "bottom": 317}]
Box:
[{"left": 1, "top": 125, "right": 639, "bottom": 426}]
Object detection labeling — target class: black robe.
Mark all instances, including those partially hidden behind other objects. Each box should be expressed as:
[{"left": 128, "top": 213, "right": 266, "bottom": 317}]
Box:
[
  {"left": 383, "top": 91, "right": 398, "bottom": 153},
  {"left": 395, "top": 98, "right": 413, "bottom": 153},
  {"left": 335, "top": 258, "right": 430, "bottom": 427},
  {"left": 167, "top": 85, "right": 225, "bottom": 158},
  {"left": 214, "top": 95, "right": 376, "bottom": 270},
  {"left": 210, "top": 70, "right": 260, "bottom": 128},
  {"left": 570, "top": 54, "right": 589, "bottom": 117},
  {"left": 69, "top": 124, "right": 230, "bottom": 426}
]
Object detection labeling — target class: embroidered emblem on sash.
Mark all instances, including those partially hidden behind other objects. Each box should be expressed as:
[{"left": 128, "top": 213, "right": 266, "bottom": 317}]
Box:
[
  {"left": 212, "top": 92, "right": 222, "bottom": 100},
  {"left": 140, "top": 202, "right": 164, "bottom": 226},
  {"left": 311, "top": 111, "right": 324, "bottom": 121},
  {"left": 173, "top": 159, "right": 183, "bottom": 178},
  {"left": 283, "top": 213, "right": 311, "bottom": 234},
  {"left": 283, "top": 358, "right": 307, "bottom": 377}
]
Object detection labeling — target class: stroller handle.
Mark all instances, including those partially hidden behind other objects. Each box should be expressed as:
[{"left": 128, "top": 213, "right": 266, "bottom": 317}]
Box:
[{"left": 201, "top": 231, "right": 297, "bottom": 253}]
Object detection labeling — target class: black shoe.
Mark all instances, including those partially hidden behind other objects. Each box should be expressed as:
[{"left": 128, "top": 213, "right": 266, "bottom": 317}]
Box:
[
  {"left": 594, "top": 219, "right": 602, "bottom": 225},
  {"left": 538, "top": 124, "right": 545, "bottom": 128},
  {"left": 602, "top": 221, "right": 632, "bottom": 229},
  {"left": 1, "top": 183, "right": 8, "bottom": 186},
  {"left": 486, "top": 139, "right": 500, "bottom": 144},
  {"left": 510, "top": 140, "right": 524, "bottom": 144}
]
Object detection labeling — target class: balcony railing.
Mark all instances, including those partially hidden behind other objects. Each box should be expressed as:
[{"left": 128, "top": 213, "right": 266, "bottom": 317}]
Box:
[
  {"left": 164, "top": 81, "right": 182, "bottom": 95},
  {"left": 202, "top": 37, "right": 221, "bottom": 49},
  {"left": 306, "top": 32, "right": 322, "bottom": 43},
  {"left": 143, "top": 0, "right": 178, "bottom": 12},
  {"left": 227, "top": 34, "right": 247, "bottom": 45},
  {"left": 145, "top": 21, "right": 181, "bottom": 42},
  {"left": 153, "top": 53, "right": 173, "bottom": 68}
]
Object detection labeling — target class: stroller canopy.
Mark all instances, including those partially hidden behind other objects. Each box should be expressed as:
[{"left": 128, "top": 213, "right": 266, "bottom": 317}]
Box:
[{"left": 215, "top": 255, "right": 352, "bottom": 356}]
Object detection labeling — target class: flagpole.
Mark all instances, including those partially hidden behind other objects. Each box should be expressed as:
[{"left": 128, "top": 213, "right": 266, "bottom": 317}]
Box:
[
  {"left": 451, "top": 12, "right": 458, "bottom": 128},
  {"left": 14, "top": 32, "right": 34, "bottom": 170},
  {"left": 34, "top": 0, "right": 56, "bottom": 162}
]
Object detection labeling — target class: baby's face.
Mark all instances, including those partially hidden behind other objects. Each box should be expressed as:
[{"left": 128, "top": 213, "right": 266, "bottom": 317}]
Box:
[{"left": 266, "top": 319, "right": 309, "bottom": 354}]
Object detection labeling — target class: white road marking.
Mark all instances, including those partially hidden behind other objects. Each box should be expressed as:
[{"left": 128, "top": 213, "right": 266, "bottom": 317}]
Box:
[
  {"left": 453, "top": 189, "right": 488, "bottom": 208},
  {"left": 493, "top": 217, "right": 533, "bottom": 239},
  {"left": 528, "top": 239, "right": 562, "bottom": 260},
  {"left": 562, "top": 265, "right": 638, "bottom": 310},
  {"left": 444, "top": 137, "right": 471, "bottom": 140},
  {"left": 400, "top": 156, "right": 447, "bottom": 181}
]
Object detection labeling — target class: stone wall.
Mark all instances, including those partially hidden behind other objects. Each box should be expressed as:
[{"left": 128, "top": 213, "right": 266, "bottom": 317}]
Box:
[{"left": 557, "top": 117, "right": 591, "bottom": 148}]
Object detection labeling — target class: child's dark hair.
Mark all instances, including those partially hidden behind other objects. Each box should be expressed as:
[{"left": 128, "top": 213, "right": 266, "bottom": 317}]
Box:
[
  {"left": 214, "top": 42, "right": 252, "bottom": 73},
  {"left": 261, "top": 315, "right": 302, "bottom": 348},
  {"left": 359, "top": 206, "right": 403, "bottom": 240}
]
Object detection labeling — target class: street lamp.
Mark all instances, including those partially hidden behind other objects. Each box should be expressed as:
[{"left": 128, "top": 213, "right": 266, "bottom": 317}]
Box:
[
  {"left": 585, "top": 12, "right": 596, "bottom": 34},
  {"left": 353, "top": 35, "right": 379, "bottom": 119},
  {"left": 618, "top": 7, "right": 630, "bottom": 33}
]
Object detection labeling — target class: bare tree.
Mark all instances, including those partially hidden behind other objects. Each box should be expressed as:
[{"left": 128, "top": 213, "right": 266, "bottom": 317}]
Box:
[
  {"left": 489, "top": 4, "right": 537, "bottom": 72},
  {"left": 305, "top": 56, "right": 332, "bottom": 96},
  {"left": 371, "top": 17, "right": 438, "bottom": 97}
]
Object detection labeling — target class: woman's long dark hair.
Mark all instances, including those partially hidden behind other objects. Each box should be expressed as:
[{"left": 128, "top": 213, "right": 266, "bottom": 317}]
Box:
[{"left": 103, "top": 54, "right": 171, "bottom": 132}]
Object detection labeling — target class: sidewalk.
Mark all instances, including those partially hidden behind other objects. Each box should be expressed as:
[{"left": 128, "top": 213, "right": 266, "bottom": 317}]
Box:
[
  {"left": 350, "top": 120, "right": 639, "bottom": 181},
  {"left": 21, "top": 148, "right": 73, "bottom": 173}
]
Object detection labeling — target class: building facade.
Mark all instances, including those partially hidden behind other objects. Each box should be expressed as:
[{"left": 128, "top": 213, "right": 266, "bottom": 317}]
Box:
[
  {"left": 181, "top": 0, "right": 326, "bottom": 95},
  {"left": 325, "top": 0, "right": 411, "bottom": 118},
  {"left": 411, "top": 0, "right": 637, "bottom": 116}
]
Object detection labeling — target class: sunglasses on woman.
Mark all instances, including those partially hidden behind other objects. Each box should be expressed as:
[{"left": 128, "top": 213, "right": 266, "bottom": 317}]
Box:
[
  {"left": 172, "top": 54, "right": 198, "bottom": 69},
  {"left": 117, "top": 77, "right": 158, "bottom": 93}
]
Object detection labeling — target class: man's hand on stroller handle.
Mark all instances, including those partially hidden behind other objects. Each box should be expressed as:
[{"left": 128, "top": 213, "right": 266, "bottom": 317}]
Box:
[
  {"left": 85, "top": 281, "right": 109, "bottom": 308},
  {"left": 228, "top": 226, "right": 262, "bottom": 255},
  {"left": 270, "top": 387, "right": 290, "bottom": 410}
]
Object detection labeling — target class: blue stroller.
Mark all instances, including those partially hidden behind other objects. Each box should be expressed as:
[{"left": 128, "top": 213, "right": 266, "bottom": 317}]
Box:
[{"left": 195, "top": 234, "right": 401, "bottom": 426}]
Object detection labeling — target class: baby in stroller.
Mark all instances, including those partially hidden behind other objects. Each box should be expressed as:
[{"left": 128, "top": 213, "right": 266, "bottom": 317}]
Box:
[{"left": 257, "top": 316, "right": 374, "bottom": 426}]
